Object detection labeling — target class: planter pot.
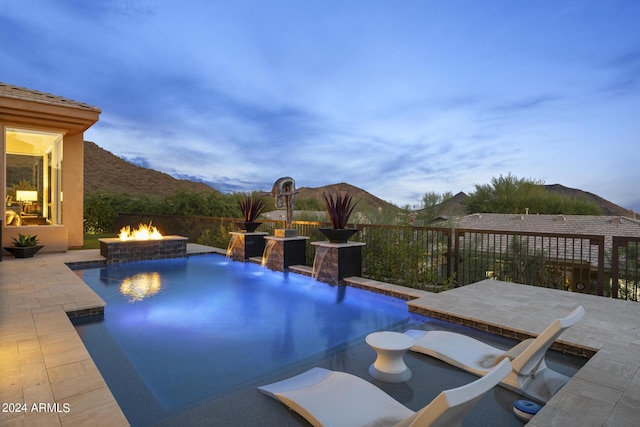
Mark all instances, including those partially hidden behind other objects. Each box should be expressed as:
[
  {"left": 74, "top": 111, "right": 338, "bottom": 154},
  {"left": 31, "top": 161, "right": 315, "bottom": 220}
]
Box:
[
  {"left": 318, "top": 227, "right": 358, "bottom": 244},
  {"left": 3, "top": 245, "right": 44, "bottom": 258},
  {"left": 235, "top": 221, "right": 262, "bottom": 233}
]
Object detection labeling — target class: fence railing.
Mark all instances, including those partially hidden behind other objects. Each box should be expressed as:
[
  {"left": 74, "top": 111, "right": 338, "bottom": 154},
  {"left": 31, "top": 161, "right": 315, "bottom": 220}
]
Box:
[
  {"left": 453, "top": 228, "right": 605, "bottom": 296},
  {"left": 611, "top": 236, "right": 640, "bottom": 301},
  {"left": 116, "top": 213, "right": 639, "bottom": 301},
  {"left": 354, "top": 224, "right": 451, "bottom": 289}
]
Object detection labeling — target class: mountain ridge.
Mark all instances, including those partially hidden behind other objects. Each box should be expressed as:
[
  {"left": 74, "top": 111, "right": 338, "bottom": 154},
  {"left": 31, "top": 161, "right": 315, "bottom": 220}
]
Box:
[
  {"left": 84, "top": 141, "right": 633, "bottom": 217},
  {"left": 84, "top": 141, "right": 218, "bottom": 196}
]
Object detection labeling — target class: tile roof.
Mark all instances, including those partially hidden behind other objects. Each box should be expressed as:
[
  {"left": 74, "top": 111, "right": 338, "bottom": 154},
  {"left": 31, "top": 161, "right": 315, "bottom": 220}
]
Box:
[
  {"left": 0, "top": 82, "right": 101, "bottom": 113},
  {"left": 453, "top": 213, "right": 640, "bottom": 238}
]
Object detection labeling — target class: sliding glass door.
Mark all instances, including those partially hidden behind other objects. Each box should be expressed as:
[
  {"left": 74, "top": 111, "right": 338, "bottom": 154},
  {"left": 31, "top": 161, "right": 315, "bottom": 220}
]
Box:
[{"left": 5, "top": 128, "right": 63, "bottom": 226}]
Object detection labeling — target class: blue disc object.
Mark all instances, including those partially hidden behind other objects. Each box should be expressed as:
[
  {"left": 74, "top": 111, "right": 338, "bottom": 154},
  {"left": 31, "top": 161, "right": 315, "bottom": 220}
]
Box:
[{"left": 513, "top": 400, "right": 541, "bottom": 422}]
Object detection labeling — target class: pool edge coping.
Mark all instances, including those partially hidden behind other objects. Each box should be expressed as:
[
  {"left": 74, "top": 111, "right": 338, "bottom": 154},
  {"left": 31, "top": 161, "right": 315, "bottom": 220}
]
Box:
[{"left": 3, "top": 247, "right": 635, "bottom": 427}]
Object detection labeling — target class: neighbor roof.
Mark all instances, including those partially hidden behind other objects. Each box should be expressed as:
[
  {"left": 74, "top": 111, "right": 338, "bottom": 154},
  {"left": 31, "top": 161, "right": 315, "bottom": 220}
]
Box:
[
  {"left": 0, "top": 82, "right": 101, "bottom": 113},
  {"left": 454, "top": 213, "right": 640, "bottom": 238}
]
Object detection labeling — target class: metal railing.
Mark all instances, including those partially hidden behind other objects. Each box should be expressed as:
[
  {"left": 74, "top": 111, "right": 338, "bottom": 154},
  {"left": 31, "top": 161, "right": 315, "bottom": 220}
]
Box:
[
  {"left": 354, "top": 224, "right": 451, "bottom": 289},
  {"left": 611, "top": 236, "right": 640, "bottom": 301},
  {"left": 116, "top": 214, "right": 451, "bottom": 289},
  {"left": 115, "top": 214, "right": 639, "bottom": 301},
  {"left": 453, "top": 228, "right": 605, "bottom": 296}
]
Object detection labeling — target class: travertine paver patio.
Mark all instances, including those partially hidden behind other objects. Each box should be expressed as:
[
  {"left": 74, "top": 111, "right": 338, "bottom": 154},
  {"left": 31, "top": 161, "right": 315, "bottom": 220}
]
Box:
[
  {"left": 0, "top": 249, "right": 126, "bottom": 426},
  {"left": 404, "top": 279, "right": 640, "bottom": 426},
  {"left": 0, "top": 245, "right": 214, "bottom": 426},
  {"left": 1, "top": 248, "right": 638, "bottom": 426}
]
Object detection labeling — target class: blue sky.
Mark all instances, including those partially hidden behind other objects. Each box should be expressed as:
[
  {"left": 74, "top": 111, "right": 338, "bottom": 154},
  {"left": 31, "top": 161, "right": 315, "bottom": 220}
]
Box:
[{"left": 2, "top": 0, "right": 639, "bottom": 211}]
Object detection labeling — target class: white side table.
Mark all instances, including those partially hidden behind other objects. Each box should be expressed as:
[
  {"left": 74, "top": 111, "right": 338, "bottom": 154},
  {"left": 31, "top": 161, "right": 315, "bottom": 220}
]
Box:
[{"left": 366, "top": 331, "right": 415, "bottom": 383}]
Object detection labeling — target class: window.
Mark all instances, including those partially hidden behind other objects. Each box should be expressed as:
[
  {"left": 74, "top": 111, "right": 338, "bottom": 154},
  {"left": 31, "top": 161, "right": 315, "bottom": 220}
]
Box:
[{"left": 4, "top": 128, "right": 63, "bottom": 226}]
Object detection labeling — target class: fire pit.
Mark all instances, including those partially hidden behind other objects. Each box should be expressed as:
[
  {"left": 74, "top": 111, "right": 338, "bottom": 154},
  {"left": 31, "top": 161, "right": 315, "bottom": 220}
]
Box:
[{"left": 99, "top": 223, "right": 188, "bottom": 264}]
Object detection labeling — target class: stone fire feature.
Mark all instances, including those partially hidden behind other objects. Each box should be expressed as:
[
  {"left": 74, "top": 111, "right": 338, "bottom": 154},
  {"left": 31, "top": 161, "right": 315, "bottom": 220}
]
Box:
[{"left": 99, "top": 236, "right": 188, "bottom": 264}]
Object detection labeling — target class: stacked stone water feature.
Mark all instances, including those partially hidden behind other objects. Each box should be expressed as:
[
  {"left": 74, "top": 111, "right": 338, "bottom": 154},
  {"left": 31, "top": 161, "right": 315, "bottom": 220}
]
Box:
[
  {"left": 227, "top": 231, "right": 267, "bottom": 262},
  {"left": 226, "top": 178, "right": 365, "bottom": 285},
  {"left": 228, "top": 194, "right": 268, "bottom": 262},
  {"left": 311, "top": 240, "right": 365, "bottom": 285},
  {"left": 312, "top": 192, "right": 365, "bottom": 285}
]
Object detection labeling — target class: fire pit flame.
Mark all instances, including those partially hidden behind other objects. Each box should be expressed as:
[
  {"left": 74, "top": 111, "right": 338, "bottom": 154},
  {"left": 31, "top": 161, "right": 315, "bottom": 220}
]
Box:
[{"left": 119, "top": 222, "right": 163, "bottom": 241}]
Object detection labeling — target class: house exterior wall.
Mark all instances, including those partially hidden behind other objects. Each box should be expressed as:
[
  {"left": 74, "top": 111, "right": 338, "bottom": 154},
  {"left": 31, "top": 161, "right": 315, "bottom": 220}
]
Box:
[
  {"left": 1, "top": 83, "right": 100, "bottom": 252},
  {"left": 63, "top": 132, "right": 85, "bottom": 248}
]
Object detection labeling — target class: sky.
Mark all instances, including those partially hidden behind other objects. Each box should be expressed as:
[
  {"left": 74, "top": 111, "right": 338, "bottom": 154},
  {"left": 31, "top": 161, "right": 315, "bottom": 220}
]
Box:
[{"left": 2, "top": 0, "right": 639, "bottom": 211}]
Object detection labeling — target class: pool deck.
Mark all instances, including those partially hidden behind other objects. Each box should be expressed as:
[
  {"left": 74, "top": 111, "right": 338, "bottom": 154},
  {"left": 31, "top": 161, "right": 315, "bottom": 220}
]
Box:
[{"left": 1, "top": 246, "right": 639, "bottom": 426}]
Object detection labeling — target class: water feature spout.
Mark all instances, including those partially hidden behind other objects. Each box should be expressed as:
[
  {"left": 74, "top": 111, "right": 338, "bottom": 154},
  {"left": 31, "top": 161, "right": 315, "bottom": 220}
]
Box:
[
  {"left": 226, "top": 234, "right": 243, "bottom": 259},
  {"left": 261, "top": 239, "right": 278, "bottom": 268},
  {"left": 312, "top": 246, "right": 329, "bottom": 280}
]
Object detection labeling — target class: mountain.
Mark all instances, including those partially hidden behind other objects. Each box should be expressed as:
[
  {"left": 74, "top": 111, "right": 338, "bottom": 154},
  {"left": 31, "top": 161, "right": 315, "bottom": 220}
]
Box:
[
  {"left": 84, "top": 141, "right": 633, "bottom": 218},
  {"left": 82, "top": 142, "right": 396, "bottom": 214},
  {"left": 425, "top": 185, "right": 632, "bottom": 219},
  {"left": 432, "top": 191, "right": 470, "bottom": 219},
  {"left": 544, "top": 184, "right": 631, "bottom": 216},
  {"left": 296, "top": 182, "right": 400, "bottom": 212},
  {"left": 84, "top": 141, "right": 219, "bottom": 196}
]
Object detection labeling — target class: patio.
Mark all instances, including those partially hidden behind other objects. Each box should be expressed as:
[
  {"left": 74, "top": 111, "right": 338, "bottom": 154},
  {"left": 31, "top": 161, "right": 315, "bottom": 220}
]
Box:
[{"left": 0, "top": 247, "right": 638, "bottom": 426}]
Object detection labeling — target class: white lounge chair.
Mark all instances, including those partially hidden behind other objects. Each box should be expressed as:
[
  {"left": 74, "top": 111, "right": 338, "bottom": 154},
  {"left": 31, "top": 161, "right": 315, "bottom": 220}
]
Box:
[
  {"left": 405, "top": 305, "right": 584, "bottom": 404},
  {"left": 258, "top": 359, "right": 512, "bottom": 427}
]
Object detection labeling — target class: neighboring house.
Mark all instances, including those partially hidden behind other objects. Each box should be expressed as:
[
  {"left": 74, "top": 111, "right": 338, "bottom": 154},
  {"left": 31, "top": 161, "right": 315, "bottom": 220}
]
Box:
[
  {"left": 452, "top": 213, "right": 640, "bottom": 246},
  {"left": 450, "top": 213, "right": 640, "bottom": 292},
  {"left": 1, "top": 82, "right": 101, "bottom": 251}
]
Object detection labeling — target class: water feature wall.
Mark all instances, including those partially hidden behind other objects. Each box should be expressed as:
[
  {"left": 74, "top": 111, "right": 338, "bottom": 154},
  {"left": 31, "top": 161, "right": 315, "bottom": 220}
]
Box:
[
  {"left": 262, "top": 236, "right": 309, "bottom": 272},
  {"left": 227, "top": 232, "right": 267, "bottom": 262},
  {"left": 311, "top": 241, "right": 366, "bottom": 285}
]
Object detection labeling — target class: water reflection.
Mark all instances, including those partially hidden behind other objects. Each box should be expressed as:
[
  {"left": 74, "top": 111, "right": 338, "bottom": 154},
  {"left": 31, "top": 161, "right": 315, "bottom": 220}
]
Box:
[{"left": 120, "top": 272, "right": 162, "bottom": 302}]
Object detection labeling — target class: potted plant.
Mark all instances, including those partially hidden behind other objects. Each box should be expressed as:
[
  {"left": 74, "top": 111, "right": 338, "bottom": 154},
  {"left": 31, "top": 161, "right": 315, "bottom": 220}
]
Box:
[
  {"left": 236, "top": 194, "right": 267, "bottom": 232},
  {"left": 4, "top": 234, "right": 44, "bottom": 258},
  {"left": 319, "top": 192, "right": 359, "bottom": 243}
]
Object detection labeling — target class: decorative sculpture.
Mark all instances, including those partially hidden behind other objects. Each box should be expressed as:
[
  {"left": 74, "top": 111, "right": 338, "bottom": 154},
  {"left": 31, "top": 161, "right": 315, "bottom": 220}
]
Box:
[{"left": 271, "top": 177, "right": 299, "bottom": 230}]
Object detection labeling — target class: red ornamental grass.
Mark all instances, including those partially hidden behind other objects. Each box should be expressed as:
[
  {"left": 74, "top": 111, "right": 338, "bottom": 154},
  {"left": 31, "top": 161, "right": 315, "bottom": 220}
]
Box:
[
  {"left": 322, "top": 192, "right": 358, "bottom": 229},
  {"left": 239, "top": 195, "right": 266, "bottom": 222}
]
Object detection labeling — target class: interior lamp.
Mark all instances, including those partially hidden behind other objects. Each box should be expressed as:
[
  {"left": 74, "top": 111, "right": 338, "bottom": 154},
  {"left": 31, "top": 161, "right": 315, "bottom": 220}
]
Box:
[
  {"left": 16, "top": 190, "right": 38, "bottom": 213},
  {"left": 16, "top": 190, "right": 38, "bottom": 203}
]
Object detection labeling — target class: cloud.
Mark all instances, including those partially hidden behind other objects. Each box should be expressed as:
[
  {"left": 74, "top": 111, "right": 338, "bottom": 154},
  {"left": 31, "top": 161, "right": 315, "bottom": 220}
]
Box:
[
  {"left": 604, "top": 48, "right": 640, "bottom": 94},
  {"left": 5, "top": 1, "right": 640, "bottom": 210},
  {"left": 122, "top": 156, "right": 152, "bottom": 169},
  {"left": 56, "top": 0, "right": 156, "bottom": 20},
  {"left": 490, "top": 94, "right": 561, "bottom": 114}
]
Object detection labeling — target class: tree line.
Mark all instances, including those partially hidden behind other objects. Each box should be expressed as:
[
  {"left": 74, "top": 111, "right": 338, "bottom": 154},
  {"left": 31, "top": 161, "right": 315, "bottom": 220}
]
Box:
[
  {"left": 83, "top": 190, "right": 340, "bottom": 234},
  {"left": 84, "top": 174, "right": 603, "bottom": 233},
  {"left": 413, "top": 174, "right": 601, "bottom": 225}
]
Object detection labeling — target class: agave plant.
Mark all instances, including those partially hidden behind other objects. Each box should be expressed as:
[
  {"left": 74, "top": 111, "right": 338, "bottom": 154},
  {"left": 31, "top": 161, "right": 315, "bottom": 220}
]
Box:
[
  {"left": 322, "top": 192, "right": 358, "bottom": 229},
  {"left": 12, "top": 233, "right": 39, "bottom": 247},
  {"left": 238, "top": 194, "right": 267, "bottom": 222}
]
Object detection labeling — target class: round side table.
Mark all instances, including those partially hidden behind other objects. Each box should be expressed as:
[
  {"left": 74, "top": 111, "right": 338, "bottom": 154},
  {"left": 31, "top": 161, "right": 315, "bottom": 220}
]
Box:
[{"left": 366, "top": 331, "right": 415, "bottom": 383}]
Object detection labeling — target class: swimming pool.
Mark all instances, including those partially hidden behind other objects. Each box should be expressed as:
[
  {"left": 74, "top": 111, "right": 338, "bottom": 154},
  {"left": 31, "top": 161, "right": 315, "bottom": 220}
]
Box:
[
  {"left": 74, "top": 255, "right": 423, "bottom": 423},
  {"left": 74, "top": 255, "right": 584, "bottom": 426}
]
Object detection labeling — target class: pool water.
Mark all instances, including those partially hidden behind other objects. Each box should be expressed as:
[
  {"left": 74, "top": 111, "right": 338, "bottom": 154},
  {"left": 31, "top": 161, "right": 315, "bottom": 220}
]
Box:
[
  {"left": 74, "top": 254, "right": 586, "bottom": 427},
  {"left": 74, "top": 256, "right": 417, "bottom": 418}
]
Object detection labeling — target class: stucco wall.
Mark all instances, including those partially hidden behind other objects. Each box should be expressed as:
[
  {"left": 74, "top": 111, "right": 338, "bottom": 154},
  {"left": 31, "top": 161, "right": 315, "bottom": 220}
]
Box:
[
  {"left": 3, "top": 225, "right": 68, "bottom": 252},
  {"left": 63, "top": 133, "right": 84, "bottom": 248}
]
